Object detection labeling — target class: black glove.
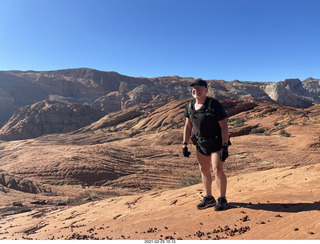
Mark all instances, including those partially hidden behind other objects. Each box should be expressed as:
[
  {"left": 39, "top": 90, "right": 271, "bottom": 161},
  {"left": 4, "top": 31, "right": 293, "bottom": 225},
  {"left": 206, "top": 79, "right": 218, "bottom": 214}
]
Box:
[
  {"left": 182, "top": 147, "right": 191, "bottom": 157},
  {"left": 219, "top": 145, "right": 228, "bottom": 162}
]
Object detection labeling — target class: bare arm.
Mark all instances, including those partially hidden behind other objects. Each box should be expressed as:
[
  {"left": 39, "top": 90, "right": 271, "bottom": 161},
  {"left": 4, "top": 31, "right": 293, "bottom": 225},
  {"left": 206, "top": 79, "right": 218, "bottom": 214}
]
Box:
[
  {"left": 218, "top": 118, "right": 229, "bottom": 146},
  {"left": 183, "top": 118, "right": 193, "bottom": 148}
]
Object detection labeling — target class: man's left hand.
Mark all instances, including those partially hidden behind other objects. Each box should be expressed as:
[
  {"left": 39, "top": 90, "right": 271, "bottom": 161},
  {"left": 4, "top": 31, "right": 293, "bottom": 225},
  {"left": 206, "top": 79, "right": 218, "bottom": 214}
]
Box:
[{"left": 219, "top": 146, "right": 228, "bottom": 162}]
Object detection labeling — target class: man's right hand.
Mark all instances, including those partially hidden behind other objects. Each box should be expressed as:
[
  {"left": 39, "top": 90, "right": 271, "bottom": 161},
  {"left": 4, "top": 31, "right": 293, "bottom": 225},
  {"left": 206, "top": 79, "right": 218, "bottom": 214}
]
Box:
[{"left": 182, "top": 147, "right": 191, "bottom": 157}]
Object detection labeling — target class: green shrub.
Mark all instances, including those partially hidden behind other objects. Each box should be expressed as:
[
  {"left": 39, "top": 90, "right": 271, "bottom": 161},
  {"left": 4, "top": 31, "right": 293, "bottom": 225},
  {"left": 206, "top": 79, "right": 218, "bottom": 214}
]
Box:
[
  {"left": 250, "top": 128, "right": 265, "bottom": 134},
  {"left": 176, "top": 173, "right": 201, "bottom": 188},
  {"left": 234, "top": 118, "right": 245, "bottom": 127},
  {"left": 256, "top": 113, "right": 267, "bottom": 118},
  {"left": 287, "top": 120, "right": 295, "bottom": 125},
  {"left": 279, "top": 130, "right": 291, "bottom": 137}
]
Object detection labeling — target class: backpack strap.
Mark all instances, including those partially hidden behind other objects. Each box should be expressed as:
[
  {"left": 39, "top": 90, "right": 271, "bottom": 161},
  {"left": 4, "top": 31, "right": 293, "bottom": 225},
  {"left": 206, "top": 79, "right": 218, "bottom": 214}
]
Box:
[
  {"left": 187, "top": 100, "right": 195, "bottom": 117},
  {"left": 188, "top": 98, "right": 214, "bottom": 117},
  {"left": 205, "top": 97, "right": 215, "bottom": 114},
  {"left": 208, "top": 97, "right": 213, "bottom": 112}
]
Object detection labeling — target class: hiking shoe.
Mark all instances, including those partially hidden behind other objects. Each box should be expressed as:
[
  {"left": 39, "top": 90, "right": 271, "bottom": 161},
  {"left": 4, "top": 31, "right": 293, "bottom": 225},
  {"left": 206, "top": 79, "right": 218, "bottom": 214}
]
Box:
[
  {"left": 214, "top": 197, "right": 229, "bottom": 211},
  {"left": 197, "top": 196, "right": 216, "bottom": 210}
]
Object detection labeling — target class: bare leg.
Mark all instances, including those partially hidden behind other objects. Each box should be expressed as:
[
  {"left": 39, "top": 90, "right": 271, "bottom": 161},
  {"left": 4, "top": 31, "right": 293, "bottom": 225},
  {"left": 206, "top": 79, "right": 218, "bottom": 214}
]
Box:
[
  {"left": 211, "top": 152, "right": 227, "bottom": 197},
  {"left": 196, "top": 151, "right": 212, "bottom": 196}
]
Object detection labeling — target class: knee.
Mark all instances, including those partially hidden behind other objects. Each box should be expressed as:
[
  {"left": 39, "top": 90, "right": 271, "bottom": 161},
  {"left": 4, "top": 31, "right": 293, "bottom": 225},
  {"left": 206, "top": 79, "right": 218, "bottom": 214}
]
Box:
[
  {"left": 213, "top": 166, "right": 225, "bottom": 178},
  {"left": 199, "top": 164, "right": 211, "bottom": 176}
]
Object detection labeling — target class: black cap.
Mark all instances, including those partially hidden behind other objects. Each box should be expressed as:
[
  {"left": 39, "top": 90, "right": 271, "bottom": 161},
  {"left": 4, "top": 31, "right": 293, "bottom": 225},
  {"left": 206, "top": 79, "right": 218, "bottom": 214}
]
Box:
[{"left": 190, "top": 78, "right": 207, "bottom": 88}]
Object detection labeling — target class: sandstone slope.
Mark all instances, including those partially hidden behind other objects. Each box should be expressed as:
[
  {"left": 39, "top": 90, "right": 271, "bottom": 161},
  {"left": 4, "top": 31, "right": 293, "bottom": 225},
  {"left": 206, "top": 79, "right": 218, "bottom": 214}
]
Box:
[
  {"left": 0, "top": 99, "right": 319, "bottom": 240},
  {"left": 0, "top": 100, "right": 319, "bottom": 191},
  {"left": 0, "top": 162, "right": 319, "bottom": 240}
]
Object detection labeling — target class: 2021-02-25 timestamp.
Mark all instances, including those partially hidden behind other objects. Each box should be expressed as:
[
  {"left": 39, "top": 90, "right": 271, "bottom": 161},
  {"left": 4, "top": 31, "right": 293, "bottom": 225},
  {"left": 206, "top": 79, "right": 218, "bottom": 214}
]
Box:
[{"left": 144, "top": 240, "right": 176, "bottom": 244}]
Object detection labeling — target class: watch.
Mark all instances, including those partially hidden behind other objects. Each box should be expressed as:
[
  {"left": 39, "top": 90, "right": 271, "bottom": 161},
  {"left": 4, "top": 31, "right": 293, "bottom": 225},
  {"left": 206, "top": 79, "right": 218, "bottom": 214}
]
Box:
[{"left": 183, "top": 142, "right": 188, "bottom": 145}]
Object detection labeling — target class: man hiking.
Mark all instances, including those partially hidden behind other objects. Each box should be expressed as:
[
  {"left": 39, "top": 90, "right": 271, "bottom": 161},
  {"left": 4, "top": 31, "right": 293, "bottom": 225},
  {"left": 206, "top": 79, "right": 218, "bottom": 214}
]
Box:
[{"left": 182, "top": 78, "right": 229, "bottom": 211}]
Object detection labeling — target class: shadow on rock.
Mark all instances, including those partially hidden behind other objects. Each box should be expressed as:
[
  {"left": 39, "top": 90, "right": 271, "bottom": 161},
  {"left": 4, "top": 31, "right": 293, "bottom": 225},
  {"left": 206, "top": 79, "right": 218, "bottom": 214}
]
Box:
[{"left": 230, "top": 201, "right": 320, "bottom": 213}]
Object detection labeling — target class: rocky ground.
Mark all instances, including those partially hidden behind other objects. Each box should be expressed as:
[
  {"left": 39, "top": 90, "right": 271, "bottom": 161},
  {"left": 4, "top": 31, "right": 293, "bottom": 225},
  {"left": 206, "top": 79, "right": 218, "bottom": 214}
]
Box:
[{"left": 0, "top": 99, "right": 319, "bottom": 240}]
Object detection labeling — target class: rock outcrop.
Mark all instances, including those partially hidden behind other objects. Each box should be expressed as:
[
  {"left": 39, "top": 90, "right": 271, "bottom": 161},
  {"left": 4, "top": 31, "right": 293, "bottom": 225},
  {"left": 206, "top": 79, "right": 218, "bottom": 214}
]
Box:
[
  {"left": 0, "top": 88, "right": 15, "bottom": 123},
  {"left": 91, "top": 91, "right": 124, "bottom": 114},
  {"left": 0, "top": 72, "right": 48, "bottom": 122},
  {"left": 0, "top": 173, "right": 47, "bottom": 194},
  {"left": 79, "top": 107, "right": 143, "bottom": 132},
  {"left": 302, "top": 77, "right": 320, "bottom": 103},
  {"left": 264, "top": 79, "right": 314, "bottom": 108},
  {"left": 0, "top": 100, "right": 103, "bottom": 140}
]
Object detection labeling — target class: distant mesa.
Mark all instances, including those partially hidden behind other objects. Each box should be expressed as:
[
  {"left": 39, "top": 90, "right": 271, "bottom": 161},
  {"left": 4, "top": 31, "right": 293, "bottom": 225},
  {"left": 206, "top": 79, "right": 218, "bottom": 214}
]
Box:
[{"left": 0, "top": 68, "right": 319, "bottom": 140}]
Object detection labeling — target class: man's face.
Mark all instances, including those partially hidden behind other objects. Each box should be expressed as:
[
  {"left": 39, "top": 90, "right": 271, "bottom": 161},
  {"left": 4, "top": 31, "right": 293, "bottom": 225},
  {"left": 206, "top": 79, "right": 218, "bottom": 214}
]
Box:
[{"left": 192, "top": 85, "right": 208, "bottom": 99}]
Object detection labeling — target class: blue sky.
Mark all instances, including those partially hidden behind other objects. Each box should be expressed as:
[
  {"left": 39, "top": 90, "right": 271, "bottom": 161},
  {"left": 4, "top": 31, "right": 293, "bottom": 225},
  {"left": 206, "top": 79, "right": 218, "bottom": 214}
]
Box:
[{"left": 1, "top": 0, "right": 320, "bottom": 82}]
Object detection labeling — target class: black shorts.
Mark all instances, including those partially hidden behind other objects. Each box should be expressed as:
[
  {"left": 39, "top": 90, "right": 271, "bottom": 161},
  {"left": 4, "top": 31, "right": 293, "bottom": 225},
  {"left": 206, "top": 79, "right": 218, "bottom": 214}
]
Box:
[{"left": 196, "top": 136, "right": 222, "bottom": 156}]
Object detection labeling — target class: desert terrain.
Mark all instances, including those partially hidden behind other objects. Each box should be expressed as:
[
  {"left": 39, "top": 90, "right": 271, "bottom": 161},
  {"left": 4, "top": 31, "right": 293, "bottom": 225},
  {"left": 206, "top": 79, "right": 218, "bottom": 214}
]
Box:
[{"left": 0, "top": 97, "right": 319, "bottom": 240}]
